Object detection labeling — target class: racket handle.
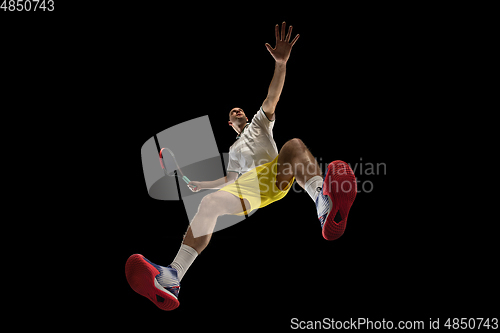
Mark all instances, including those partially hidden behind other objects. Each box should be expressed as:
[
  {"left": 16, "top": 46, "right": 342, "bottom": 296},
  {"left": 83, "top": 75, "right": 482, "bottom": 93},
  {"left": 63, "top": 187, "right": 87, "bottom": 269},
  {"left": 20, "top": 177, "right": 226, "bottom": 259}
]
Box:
[{"left": 182, "top": 176, "right": 191, "bottom": 184}]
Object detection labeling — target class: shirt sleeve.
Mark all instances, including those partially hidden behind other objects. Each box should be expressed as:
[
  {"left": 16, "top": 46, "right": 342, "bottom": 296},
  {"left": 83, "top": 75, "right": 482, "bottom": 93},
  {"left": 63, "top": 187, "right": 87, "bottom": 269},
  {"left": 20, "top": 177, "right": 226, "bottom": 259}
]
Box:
[{"left": 251, "top": 106, "right": 275, "bottom": 133}]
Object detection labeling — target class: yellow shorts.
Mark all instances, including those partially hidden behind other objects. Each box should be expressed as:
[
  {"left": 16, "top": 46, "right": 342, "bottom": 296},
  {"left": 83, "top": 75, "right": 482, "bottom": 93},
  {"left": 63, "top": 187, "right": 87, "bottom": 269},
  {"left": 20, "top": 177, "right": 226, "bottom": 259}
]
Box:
[{"left": 218, "top": 155, "right": 295, "bottom": 216}]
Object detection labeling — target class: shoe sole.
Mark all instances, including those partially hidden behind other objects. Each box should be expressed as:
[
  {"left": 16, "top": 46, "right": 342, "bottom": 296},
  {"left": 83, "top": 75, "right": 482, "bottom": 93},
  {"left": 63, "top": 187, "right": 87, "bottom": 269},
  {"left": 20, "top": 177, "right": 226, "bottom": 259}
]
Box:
[
  {"left": 322, "top": 160, "right": 357, "bottom": 240},
  {"left": 125, "top": 254, "right": 180, "bottom": 311}
]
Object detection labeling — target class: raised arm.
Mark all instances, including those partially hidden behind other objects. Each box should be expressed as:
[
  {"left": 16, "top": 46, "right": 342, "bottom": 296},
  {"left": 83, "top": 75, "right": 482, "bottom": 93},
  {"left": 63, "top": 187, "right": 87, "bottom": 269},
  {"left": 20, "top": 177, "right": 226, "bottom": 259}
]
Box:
[{"left": 262, "top": 22, "right": 300, "bottom": 119}]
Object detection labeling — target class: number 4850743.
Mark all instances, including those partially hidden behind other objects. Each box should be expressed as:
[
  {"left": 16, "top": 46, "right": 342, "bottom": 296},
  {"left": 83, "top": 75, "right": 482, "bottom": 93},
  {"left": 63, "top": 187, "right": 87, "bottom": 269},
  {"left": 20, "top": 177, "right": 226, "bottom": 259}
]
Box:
[{"left": 1, "top": 0, "right": 55, "bottom": 11}]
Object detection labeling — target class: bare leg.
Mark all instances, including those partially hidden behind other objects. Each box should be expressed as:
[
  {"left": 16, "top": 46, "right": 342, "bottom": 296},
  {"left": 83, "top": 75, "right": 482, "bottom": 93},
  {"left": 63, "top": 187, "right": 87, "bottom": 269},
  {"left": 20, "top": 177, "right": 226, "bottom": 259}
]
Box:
[
  {"left": 276, "top": 138, "right": 322, "bottom": 190},
  {"left": 182, "top": 191, "right": 250, "bottom": 254}
]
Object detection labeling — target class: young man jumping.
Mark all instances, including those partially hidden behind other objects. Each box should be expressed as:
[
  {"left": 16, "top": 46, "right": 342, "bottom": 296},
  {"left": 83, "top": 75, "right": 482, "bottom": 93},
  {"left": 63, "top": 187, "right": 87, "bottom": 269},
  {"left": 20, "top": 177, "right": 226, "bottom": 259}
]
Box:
[{"left": 126, "top": 22, "right": 357, "bottom": 311}]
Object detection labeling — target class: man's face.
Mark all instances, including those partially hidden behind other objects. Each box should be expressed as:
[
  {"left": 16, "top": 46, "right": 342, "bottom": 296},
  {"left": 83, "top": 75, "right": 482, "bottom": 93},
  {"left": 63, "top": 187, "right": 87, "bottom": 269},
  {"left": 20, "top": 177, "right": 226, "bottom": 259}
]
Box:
[
  {"left": 229, "top": 107, "right": 246, "bottom": 121},
  {"left": 228, "top": 107, "right": 248, "bottom": 127}
]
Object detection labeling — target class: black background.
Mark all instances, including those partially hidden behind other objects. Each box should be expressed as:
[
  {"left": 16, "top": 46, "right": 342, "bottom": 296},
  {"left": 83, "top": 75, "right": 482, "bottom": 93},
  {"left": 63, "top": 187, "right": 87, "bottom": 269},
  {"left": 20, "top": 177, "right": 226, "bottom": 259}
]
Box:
[{"left": 3, "top": 2, "right": 496, "bottom": 330}]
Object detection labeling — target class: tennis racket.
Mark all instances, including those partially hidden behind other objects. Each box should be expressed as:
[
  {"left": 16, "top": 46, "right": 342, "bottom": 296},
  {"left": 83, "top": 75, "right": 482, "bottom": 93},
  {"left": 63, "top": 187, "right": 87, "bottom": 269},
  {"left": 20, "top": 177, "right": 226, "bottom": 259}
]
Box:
[{"left": 159, "top": 147, "right": 198, "bottom": 192}]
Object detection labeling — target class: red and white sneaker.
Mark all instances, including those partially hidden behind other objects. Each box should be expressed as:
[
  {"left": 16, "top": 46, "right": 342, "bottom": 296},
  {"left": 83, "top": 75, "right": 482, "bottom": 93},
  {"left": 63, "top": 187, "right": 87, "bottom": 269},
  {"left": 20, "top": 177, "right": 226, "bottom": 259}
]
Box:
[
  {"left": 125, "top": 254, "right": 180, "bottom": 311},
  {"left": 316, "top": 160, "right": 357, "bottom": 240}
]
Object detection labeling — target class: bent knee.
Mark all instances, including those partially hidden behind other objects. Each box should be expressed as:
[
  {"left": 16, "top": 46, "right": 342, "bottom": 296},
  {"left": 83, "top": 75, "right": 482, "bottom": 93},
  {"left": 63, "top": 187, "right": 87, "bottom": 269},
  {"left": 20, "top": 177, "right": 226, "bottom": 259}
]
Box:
[
  {"left": 199, "top": 193, "right": 220, "bottom": 214},
  {"left": 286, "top": 138, "right": 305, "bottom": 147},
  {"left": 282, "top": 138, "right": 307, "bottom": 154}
]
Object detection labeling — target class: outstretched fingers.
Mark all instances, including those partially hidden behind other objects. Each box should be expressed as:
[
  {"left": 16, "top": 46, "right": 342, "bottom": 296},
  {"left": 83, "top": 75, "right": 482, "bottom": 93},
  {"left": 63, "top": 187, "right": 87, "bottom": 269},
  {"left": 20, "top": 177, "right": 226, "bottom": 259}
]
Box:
[
  {"left": 285, "top": 25, "right": 292, "bottom": 42},
  {"left": 290, "top": 33, "right": 300, "bottom": 46},
  {"left": 265, "top": 42, "right": 274, "bottom": 53},
  {"left": 267, "top": 22, "right": 300, "bottom": 54},
  {"left": 280, "top": 22, "right": 299, "bottom": 46}
]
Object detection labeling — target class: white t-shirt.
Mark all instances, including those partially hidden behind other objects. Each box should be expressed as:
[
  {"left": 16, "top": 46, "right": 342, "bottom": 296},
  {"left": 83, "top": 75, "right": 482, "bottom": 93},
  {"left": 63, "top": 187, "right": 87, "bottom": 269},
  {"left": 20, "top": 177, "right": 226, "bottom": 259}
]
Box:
[{"left": 227, "top": 107, "right": 279, "bottom": 175}]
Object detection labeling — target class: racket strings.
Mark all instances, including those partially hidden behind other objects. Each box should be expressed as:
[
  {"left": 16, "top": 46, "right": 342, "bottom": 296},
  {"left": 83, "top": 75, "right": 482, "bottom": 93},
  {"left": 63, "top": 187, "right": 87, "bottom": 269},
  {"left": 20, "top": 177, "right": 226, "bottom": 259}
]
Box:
[{"left": 160, "top": 148, "right": 191, "bottom": 185}]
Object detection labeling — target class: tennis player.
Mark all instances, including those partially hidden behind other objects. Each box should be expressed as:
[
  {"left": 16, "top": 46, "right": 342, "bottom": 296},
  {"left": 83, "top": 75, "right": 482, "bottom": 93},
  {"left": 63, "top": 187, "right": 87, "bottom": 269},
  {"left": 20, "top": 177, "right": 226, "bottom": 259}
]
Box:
[{"left": 126, "top": 22, "right": 357, "bottom": 311}]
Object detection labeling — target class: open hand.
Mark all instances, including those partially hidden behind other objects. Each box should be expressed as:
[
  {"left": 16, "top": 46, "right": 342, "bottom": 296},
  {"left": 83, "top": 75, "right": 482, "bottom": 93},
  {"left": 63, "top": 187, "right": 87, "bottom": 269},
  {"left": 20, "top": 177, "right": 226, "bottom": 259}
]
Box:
[{"left": 265, "top": 22, "right": 300, "bottom": 64}]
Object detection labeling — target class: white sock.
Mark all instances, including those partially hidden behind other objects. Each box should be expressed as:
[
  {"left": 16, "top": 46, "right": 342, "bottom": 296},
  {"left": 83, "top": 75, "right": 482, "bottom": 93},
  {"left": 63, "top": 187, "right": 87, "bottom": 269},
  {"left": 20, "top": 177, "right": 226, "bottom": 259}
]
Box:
[
  {"left": 304, "top": 175, "right": 323, "bottom": 202},
  {"left": 170, "top": 244, "right": 198, "bottom": 281}
]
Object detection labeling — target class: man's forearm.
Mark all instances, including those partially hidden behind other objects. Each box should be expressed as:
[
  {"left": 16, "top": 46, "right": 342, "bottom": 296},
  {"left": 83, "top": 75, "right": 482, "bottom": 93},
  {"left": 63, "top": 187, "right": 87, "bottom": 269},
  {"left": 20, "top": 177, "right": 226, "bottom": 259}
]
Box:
[
  {"left": 199, "top": 176, "right": 234, "bottom": 190},
  {"left": 263, "top": 62, "right": 286, "bottom": 112}
]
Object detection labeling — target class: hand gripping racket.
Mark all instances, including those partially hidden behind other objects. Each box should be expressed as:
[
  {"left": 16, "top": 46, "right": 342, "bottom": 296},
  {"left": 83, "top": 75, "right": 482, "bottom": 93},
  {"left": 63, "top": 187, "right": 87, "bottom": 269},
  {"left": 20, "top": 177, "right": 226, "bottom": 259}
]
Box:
[{"left": 159, "top": 147, "right": 198, "bottom": 191}]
